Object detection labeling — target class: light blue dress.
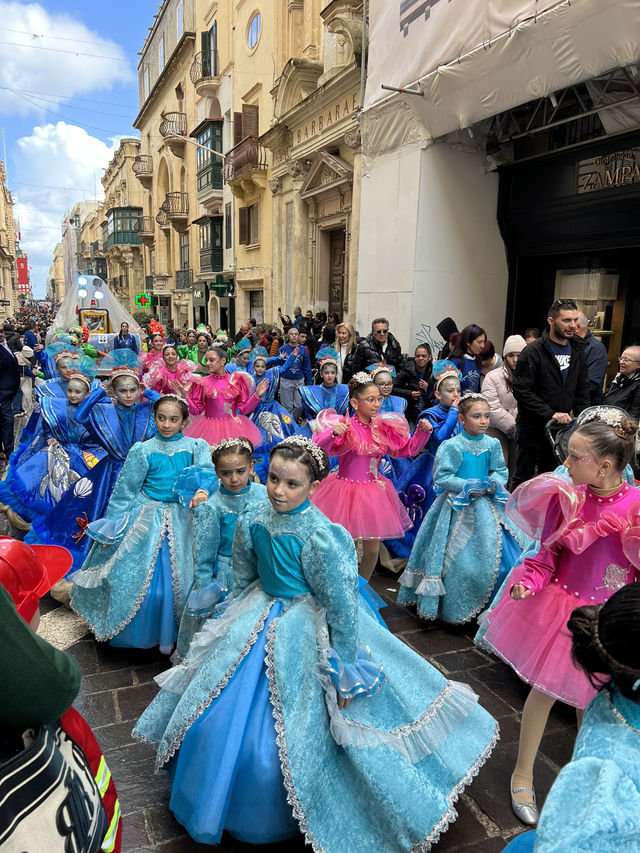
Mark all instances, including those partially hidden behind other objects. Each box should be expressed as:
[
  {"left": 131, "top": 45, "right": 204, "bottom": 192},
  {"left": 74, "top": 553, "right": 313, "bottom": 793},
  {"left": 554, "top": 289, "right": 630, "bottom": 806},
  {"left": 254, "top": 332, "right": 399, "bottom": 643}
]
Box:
[
  {"left": 134, "top": 496, "right": 498, "bottom": 851},
  {"left": 399, "top": 432, "right": 529, "bottom": 623},
  {"left": 70, "top": 433, "right": 215, "bottom": 651},
  {"left": 176, "top": 481, "right": 268, "bottom": 656},
  {"left": 502, "top": 688, "right": 640, "bottom": 853}
]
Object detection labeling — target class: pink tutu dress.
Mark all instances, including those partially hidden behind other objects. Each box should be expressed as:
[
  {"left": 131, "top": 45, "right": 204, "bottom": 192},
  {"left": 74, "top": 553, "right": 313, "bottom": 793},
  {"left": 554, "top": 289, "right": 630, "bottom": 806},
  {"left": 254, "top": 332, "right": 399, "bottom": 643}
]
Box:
[
  {"left": 142, "top": 350, "right": 164, "bottom": 374},
  {"left": 145, "top": 358, "right": 196, "bottom": 395},
  {"left": 312, "top": 410, "right": 430, "bottom": 540},
  {"left": 184, "top": 371, "right": 262, "bottom": 447},
  {"left": 479, "top": 474, "right": 640, "bottom": 708}
]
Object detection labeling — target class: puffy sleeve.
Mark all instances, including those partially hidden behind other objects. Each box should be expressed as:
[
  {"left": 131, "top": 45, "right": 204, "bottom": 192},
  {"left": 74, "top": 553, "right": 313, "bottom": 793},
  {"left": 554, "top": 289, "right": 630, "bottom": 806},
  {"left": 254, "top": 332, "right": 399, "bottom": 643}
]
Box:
[
  {"left": 231, "top": 510, "right": 260, "bottom": 596},
  {"left": 186, "top": 376, "right": 206, "bottom": 416},
  {"left": 516, "top": 500, "right": 564, "bottom": 594},
  {"left": 229, "top": 371, "right": 259, "bottom": 415},
  {"left": 533, "top": 757, "right": 640, "bottom": 852},
  {"left": 192, "top": 501, "right": 222, "bottom": 590},
  {"left": 313, "top": 410, "right": 352, "bottom": 457},
  {"left": 302, "top": 525, "right": 384, "bottom": 699},
  {"left": 488, "top": 436, "right": 508, "bottom": 487},
  {"left": 433, "top": 440, "right": 466, "bottom": 493},
  {"left": 372, "top": 411, "right": 430, "bottom": 458}
]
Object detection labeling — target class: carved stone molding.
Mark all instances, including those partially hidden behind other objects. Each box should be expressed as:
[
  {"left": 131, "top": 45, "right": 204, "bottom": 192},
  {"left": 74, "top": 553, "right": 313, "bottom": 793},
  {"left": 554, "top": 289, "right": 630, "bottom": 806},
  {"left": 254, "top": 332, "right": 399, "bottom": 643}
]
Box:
[
  {"left": 344, "top": 126, "right": 361, "bottom": 149},
  {"left": 287, "top": 158, "right": 311, "bottom": 178},
  {"left": 268, "top": 177, "right": 281, "bottom": 195}
]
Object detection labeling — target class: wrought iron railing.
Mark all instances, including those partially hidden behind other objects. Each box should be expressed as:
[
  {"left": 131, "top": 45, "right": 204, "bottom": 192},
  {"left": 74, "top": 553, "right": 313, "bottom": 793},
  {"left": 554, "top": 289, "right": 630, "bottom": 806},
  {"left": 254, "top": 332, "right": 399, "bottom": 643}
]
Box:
[
  {"left": 160, "top": 192, "right": 189, "bottom": 216},
  {"left": 190, "top": 50, "right": 220, "bottom": 85},
  {"left": 223, "top": 137, "right": 268, "bottom": 183},
  {"left": 132, "top": 155, "right": 153, "bottom": 176},
  {"left": 159, "top": 111, "right": 187, "bottom": 139},
  {"left": 176, "top": 269, "right": 192, "bottom": 290}
]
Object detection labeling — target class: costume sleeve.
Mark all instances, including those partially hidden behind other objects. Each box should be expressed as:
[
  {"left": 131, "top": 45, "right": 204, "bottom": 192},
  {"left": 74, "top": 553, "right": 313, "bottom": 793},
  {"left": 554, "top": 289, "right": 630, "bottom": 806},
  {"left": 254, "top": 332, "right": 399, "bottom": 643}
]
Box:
[
  {"left": 192, "top": 502, "right": 221, "bottom": 589},
  {"left": 192, "top": 438, "right": 215, "bottom": 473},
  {"left": 301, "top": 525, "right": 359, "bottom": 664},
  {"left": 433, "top": 440, "right": 466, "bottom": 493},
  {"left": 424, "top": 405, "right": 459, "bottom": 443},
  {"left": 103, "top": 442, "right": 149, "bottom": 519},
  {"left": 483, "top": 372, "right": 516, "bottom": 437},
  {"left": 274, "top": 351, "right": 296, "bottom": 374},
  {"left": 313, "top": 425, "right": 351, "bottom": 457},
  {"left": 0, "top": 587, "right": 81, "bottom": 728},
  {"left": 230, "top": 511, "right": 259, "bottom": 595},
  {"left": 488, "top": 437, "right": 508, "bottom": 487},
  {"left": 533, "top": 757, "right": 640, "bottom": 853},
  {"left": 76, "top": 384, "right": 107, "bottom": 425},
  {"left": 513, "top": 347, "right": 556, "bottom": 420},
  {"left": 186, "top": 379, "right": 205, "bottom": 416},
  {"left": 517, "top": 500, "right": 564, "bottom": 593}
]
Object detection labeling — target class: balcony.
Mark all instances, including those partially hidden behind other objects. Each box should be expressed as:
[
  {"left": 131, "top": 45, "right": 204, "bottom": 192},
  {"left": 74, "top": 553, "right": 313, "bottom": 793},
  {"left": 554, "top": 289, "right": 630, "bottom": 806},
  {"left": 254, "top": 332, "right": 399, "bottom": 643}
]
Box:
[
  {"left": 145, "top": 275, "right": 154, "bottom": 292},
  {"left": 104, "top": 229, "right": 141, "bottom": 250},
  {"left": 223, "top": 137, "right": 268, "bottom": 198},
  {"left": 160, "top": 192, "right": 189, "bottom": 232},
  {"left": 159, "top": 111, "right": 188, "bottom": 157},
  {"left": 189, "top": 50, "right": 221, "bottom": 97},
  {"left": 156, "top": 209, "right": 170, "bottom": 230},
  {"left": 90, "top": 240, "right": 104, "bottom": 258},
  {"left": 132, "top": 155, "right": 153, "bottom": 188},
  {"left": 176, "top": 269, "right": 192, "bottom": 291},
  {"left": 134, "top": 216, "right": 155, "bottom": 246}
]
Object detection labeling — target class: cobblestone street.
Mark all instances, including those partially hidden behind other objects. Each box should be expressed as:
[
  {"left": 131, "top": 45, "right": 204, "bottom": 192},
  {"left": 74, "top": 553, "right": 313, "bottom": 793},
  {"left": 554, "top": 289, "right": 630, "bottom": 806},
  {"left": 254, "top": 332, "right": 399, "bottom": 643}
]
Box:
[{"left": 33, "top": 567, "right": 578, "bottom": 853}]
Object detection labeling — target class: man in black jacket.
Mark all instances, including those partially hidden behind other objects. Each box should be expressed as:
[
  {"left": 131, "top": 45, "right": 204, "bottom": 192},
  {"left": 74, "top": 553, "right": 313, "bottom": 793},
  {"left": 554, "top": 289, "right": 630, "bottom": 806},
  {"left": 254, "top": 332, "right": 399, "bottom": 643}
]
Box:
[
  {"left": 512, "top": 298, "right": 589, "bottom": 487},
  {"left": 0, "top": 325, "right": 20, "bottom": 459},
  {"left": 351, "top": 318, "right": 406, "bottom": 375}
]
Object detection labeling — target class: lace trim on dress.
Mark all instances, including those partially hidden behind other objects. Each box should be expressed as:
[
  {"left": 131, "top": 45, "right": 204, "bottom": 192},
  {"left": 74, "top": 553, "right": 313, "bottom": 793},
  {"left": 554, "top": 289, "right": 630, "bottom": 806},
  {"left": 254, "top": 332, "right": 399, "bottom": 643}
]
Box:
[{"left": 398, "top": 569, "right": 445, "bottom": 597}]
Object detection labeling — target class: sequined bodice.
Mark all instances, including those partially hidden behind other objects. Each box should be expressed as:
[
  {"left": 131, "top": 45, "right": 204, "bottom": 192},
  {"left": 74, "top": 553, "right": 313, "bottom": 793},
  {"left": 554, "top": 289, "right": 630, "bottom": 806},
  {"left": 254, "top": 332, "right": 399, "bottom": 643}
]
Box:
[{"left": 203, "top": 375, "right": 235, "bottom": 419}]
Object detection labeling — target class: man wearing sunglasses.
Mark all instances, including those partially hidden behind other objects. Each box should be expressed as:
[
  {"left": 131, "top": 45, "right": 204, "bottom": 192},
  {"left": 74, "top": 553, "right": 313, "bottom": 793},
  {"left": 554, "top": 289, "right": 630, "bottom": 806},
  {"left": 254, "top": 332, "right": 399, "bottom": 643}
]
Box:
[
  {"left": 512, "top": 298, "right": 589, "bottom": 487},
  {"left": 351, "top": 318, "right": 405, "bottom": 375}
]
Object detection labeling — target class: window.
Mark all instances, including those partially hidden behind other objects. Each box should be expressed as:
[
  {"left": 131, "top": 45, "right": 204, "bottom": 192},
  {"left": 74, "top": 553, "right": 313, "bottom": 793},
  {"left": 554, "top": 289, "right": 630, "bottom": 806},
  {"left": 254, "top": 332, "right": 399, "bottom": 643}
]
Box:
[
  {"left": 199, "top": 217, "right": 223, "bottom": 272},
  {"left": 249, "top": 290, "right": 264, "bottom": 324},
  {"left": 143, "top": 67, "right": 150, "bottom": 99},
  {"left": 177, "top": 1, "right": 183, "bottom": 37},
  {"left": 201, "top": 23, "right": 218, "bottom": 77},
  {"left": 225, "top": 202, "right": 232, "bottom": 249},
  {"left": 158, "top": 36, "right": 165, "bottom": 69},
  {"left": 179, "top": 232, "right": 189, "bottom": 270},
  {"left": 196, "top": 120, "right": 223, "bottom": 192},
  {"left": 233, "top": 104, "right": 259, "bottom": 145},
  {"left": 238, "top": 203, "right": 258, "bottom": 246},
  {"left": 247, "top": 12, "right": 261, "bottom": 51}
]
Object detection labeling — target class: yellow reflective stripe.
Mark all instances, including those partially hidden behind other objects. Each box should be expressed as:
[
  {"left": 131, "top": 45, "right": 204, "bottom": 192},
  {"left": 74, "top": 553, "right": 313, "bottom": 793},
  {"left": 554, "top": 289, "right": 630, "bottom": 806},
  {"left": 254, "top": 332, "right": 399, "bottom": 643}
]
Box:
[
  {"left": 101, "top": 799, "right": 121, "bottom": 853},
  {"left": 94, "top": 756, "right": 111, "bottom": 797}
]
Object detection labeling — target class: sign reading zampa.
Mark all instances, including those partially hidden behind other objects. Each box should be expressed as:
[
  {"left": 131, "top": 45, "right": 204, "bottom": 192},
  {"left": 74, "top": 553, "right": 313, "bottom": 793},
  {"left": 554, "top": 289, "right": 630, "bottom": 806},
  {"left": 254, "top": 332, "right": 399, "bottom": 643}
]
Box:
[{"left": 576, "top": 150, "right": 640, "bottom": 195}]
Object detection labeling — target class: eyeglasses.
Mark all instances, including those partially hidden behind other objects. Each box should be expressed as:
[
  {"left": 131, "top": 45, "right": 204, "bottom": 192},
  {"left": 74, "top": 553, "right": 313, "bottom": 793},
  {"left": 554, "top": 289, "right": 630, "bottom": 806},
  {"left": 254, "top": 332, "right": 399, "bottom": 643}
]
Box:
[
  {"left": 619, "top": 357, "right": 640, "bottom": 363},
  {"left": 550, "top": 299, "right": 578, "bottom": 311},
  {"left": 373, "top": 328, "right": 389, "bottom": 335}
]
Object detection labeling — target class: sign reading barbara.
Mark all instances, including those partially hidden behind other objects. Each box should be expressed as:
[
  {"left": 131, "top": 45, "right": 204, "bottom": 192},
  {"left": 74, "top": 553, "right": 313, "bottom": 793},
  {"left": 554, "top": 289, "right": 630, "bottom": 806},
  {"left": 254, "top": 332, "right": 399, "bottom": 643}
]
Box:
[
  {"left": 292, "top": 91, "right": 360, "bottom": 147},
  {"left": 576, "top": 150, "right": 640, "bottom": 195}
]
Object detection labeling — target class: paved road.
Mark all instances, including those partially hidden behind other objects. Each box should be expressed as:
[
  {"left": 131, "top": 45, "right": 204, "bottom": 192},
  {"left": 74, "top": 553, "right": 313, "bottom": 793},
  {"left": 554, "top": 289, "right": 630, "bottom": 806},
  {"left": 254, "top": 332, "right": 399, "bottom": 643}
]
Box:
[{"left": 30, "top": 570, "right": 579, "bottom": 853}]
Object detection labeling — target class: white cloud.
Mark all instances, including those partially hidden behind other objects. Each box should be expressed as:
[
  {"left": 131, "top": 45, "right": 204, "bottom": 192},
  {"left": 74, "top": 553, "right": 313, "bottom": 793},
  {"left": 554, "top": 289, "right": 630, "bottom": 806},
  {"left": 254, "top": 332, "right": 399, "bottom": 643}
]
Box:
[
  {"left": 0, "top": 1, "right": 133, "bottom": 117},
  {"left": 12, "top": 122, "right": 124, "bottom": 297}
]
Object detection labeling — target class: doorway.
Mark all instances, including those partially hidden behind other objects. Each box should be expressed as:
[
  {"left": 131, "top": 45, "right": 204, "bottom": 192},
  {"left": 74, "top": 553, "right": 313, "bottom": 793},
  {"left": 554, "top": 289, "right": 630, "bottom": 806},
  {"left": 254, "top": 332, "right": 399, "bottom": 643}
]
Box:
[{"left": 328, "top": 229, "right": 345, "bottom": 320}]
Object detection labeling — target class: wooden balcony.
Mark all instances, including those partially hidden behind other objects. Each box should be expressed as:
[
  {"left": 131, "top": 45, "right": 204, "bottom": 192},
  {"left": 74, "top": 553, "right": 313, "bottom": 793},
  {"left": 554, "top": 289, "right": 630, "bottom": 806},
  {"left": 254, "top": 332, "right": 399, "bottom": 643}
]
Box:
[
  {"left": 132, "top": 155, "right": 153, "bottom": 187},
  {"left": 159, "top": 112, "right": 188, "bottom": 157},
  {"left": 160, "top": 192, "right": 189, "bottom": 232}
]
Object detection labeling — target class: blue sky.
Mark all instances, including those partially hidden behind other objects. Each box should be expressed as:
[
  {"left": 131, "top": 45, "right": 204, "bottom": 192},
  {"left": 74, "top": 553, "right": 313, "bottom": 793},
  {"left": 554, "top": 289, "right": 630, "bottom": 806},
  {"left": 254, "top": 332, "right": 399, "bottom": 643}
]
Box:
[{"left": 0, "top": 0, "right": 160, "bottom": 296}]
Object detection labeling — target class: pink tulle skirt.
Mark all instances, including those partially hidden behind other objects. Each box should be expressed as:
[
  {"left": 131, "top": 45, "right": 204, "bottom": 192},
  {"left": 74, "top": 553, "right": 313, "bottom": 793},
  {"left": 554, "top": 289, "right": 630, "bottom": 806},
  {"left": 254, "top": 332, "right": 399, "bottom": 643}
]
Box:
[
  {"left": 184, "top": 414, "right": 263, "bottom": 448},
  {"left": 311, "top": 474, "right": 412, "bottom": 541},
  {"left": 480, "top": 565, "right": 598, "bottom": 709}
]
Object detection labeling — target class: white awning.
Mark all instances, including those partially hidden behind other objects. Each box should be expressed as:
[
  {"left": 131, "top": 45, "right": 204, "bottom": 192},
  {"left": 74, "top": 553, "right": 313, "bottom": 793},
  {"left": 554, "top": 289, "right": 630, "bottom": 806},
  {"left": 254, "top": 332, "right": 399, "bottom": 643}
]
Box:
[{"left": 364, "top": 0, "right": 640, "bottom": 152}]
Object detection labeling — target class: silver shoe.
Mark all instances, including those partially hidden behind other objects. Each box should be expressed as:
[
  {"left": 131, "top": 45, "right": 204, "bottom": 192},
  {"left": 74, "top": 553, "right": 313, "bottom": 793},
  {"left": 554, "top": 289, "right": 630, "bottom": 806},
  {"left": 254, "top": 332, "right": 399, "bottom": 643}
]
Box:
[{"left": 511, "top": 783, "right": 539, "bottom": 826}]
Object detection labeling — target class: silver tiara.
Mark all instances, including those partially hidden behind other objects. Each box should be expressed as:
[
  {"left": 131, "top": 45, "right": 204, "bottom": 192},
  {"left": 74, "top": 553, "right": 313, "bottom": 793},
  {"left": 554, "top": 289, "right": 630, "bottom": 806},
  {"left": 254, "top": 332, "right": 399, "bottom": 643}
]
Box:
[
  {"left": 158, "top": 393, "right": 183, "bottom": 403},
  {"left": 279, "top": 436, "right": 326, "bottom": 472},
  {"left": 460, "top": 391, "right": 487, "bottom": 402},
  {"left": 578, "top": 406, "right": 624, "bottom": 428},
  {"left": 213, "top": 437, "right": 254, "bottom": 453},
  {"left": 351, "top": 371, "right": 373, "bottom": 386}
]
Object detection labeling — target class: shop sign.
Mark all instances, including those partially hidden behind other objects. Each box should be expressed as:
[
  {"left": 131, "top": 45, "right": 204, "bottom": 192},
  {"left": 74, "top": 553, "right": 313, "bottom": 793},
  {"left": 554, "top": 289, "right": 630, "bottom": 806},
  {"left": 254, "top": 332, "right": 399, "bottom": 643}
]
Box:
[
  {"left": 292, "top": 91, "right": 360, "bottom": 147},
  {"left": 576, "top": 149, "right": 640, "bottom": 195}
]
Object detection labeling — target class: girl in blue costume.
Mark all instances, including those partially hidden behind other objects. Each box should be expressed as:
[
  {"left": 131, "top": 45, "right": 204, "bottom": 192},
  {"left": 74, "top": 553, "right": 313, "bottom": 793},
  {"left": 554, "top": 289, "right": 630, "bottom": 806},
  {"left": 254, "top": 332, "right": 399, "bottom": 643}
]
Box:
[
  {"left": 19, "top": 342, "right": 83, "bottom": 443},
  {"left": 176, "top": 437, "right": 267, "bottom": 656},
  {"left": 386, "top": 361, "right": 462, "bottom": 559},
  {"left": 448, "top": 324, "right": 487, "bottom": 394},
  {"left": 298, "top": 348, "right": 349, "bottom": 472},
  {"left": 134, "top": 436, "right": 499, "bottom": 852},
  {"left": 27, "top": 352, "right": 158, "bottom": 575},
  {"left": 398, "top": 393, "right": 529, "bottom": 623},
  {"left": 503, "top": 583, "right": 640, "bottom": 853},
  {"left": 0, "top": 358, "right": 105, "bottom": 525},
  {"left": 70, "top": 395, "right": 216, "bottom": 653},
  {"left": 247, "top": 347, "right": 298, "bottom": 483}
]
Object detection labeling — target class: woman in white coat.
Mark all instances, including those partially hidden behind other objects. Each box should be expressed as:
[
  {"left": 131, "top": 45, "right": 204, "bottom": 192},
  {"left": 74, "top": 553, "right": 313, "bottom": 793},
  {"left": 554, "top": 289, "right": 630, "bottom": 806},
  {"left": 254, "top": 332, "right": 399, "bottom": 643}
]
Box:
[{"left": 482, "top": 335, "right": 526, "bottom": 484}]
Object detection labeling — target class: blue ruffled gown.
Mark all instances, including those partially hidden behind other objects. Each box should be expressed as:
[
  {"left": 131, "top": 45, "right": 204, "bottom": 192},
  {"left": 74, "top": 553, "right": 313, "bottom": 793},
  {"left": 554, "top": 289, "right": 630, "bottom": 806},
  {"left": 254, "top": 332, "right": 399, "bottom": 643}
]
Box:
[
  {"left": 27, "top": 387, "right": 158, "bottom": 573},
  {"left": 386, "top": 403, "right": 461, "bottom": 559},
  {"left": 0, "top": 395, "right": 105, "bottom": 523},
  {"left": 135, "top": 496, "right": 499, "bottom": 851},
  {"left": 71, "top": 433, "right": 215, "bottom": 651},
  {"left": 503, "top": 688, "right": 640, "bottom": 853},
  {"left": 398, "top": 432, "right": 530, "bottom": 623},
  {"left": 249, "top": 364, "right": 298, "bottom": 483},
  {"left": 176, "top": 480, "right": 268, "bottom": 656}
]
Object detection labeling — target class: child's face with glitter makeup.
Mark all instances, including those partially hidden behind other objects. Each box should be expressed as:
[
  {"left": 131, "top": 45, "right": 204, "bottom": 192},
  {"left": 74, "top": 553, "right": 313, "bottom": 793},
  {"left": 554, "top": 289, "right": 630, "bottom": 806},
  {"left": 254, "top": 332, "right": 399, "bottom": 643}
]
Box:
[
  {"left": 564, "top": 433, "right": 601, "bottom": 485},
  {"left": 267, "top": 455, "right": 318, "bottom": 512}
]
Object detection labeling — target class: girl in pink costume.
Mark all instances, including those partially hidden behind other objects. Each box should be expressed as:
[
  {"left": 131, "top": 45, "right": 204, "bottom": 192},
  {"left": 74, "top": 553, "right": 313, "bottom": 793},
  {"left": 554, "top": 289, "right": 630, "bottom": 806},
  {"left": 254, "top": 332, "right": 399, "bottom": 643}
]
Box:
[
  {"left": 312, "top": 372, "right": 432, "bottom": 580},
  {"left": 179, "top": 346, "right": 266, "bottom": 447},
  {"left": 142, "top": 332, "right": 165, "bottom": 374},
  {"left": 479, "top": 413, "right": 640, "bottom": 827},
  {"left": 145, "top": 344, "right": 195, "bottom": 395}
]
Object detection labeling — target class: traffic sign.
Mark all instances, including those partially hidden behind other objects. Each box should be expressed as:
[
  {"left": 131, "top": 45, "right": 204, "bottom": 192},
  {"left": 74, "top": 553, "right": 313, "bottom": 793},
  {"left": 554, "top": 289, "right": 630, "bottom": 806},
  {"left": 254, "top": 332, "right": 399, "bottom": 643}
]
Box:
[{"left": 136, "top": 291, "right": 151, "bottom": 308}]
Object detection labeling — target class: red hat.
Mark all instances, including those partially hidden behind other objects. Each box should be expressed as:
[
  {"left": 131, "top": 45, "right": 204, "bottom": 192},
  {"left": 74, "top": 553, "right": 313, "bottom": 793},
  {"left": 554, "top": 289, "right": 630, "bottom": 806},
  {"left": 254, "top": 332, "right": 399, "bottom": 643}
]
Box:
[{"left": 0, "top": 538, "right": 73, "bottom": 622}]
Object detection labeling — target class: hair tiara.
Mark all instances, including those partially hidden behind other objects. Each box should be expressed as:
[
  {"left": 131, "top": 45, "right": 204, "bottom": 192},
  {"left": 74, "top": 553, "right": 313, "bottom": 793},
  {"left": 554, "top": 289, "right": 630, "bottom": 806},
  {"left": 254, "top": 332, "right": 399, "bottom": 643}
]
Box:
[
  {"left": 578, "top": 406, "right": 624, "bottom": 429},
  {"left": 460, "top": 391, "right": 487, "bottom": 402},
  {"left": 278, "top": 436, "right": 326, "bottom": 476},
  {"left": 350, "top": 371, "right": 374, "bottom": 387},
  {"left": 157, "top": 393, "right": 183, "bottom": 403},
  {"left": 110, "top": 365, "right": 141, "bottom": 384},
  {"left": 213, "top": 437, "right": 254, "bottom": 454}
]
